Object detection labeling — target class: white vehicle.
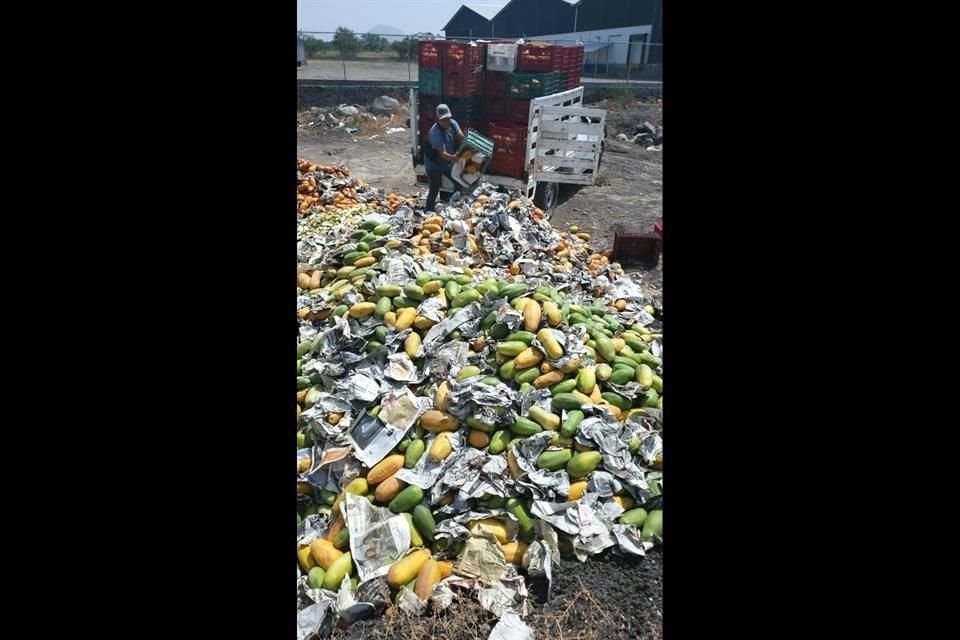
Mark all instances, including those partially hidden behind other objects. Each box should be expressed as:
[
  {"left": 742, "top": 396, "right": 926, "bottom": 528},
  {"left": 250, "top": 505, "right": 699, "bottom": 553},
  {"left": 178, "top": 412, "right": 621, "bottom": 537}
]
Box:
[
  {"left": 410, "top": 86, "right": 606, "bottom": 211},
  {"left": 297, "top": 36, "right": 307, "bottom": 67}
]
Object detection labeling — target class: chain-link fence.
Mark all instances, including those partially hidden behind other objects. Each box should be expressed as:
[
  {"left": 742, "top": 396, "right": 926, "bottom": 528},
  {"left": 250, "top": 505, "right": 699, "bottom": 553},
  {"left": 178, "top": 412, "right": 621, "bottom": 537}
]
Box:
[{"left": 297, "top": 32, "right": 661, "bottom": 85}]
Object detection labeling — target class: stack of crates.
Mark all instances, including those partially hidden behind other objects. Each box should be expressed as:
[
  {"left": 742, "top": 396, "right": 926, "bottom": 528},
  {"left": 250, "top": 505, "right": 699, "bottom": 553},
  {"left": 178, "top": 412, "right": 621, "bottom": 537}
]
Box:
[
  {"left": 563, "top": 44, "right": 584, "bottom": 89},
  {"left": 488, "top": 122, "right": 528, "bottom": 178},
  {"left": 483, "top": 71, "right": 509, "bottom": 122},
  {"left": 443, "top": 42, "right": 485, "bottom": 97}
]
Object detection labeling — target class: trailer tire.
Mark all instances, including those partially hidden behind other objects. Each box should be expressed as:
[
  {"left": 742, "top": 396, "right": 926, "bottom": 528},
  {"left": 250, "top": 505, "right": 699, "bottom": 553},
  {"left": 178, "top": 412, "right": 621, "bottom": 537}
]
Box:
[{"left": 534, "top": 181, "right": 558, "bottom": 211}]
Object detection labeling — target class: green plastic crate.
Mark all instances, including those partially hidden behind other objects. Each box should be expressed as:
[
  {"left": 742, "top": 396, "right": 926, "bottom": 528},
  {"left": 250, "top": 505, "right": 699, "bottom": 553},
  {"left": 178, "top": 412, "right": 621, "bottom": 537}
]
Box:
[
  {"left": 457, "top": 129, "right": 494, "bottom": 156},
  {"left": 455, "top": 129, "right": 495, "bottom": 177},
  {"left": 419, "top": 68, "right": 443, "bottom": 96},
  {"left": 507, "top": 71, "right": 563, "bottom": 99}
]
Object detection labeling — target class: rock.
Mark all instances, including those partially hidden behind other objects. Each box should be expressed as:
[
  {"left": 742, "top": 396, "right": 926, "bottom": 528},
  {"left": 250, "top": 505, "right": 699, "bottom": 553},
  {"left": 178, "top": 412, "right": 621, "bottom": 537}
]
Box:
[
  {"left": 371, "top": 95, "right": 401, "bottom": 115},
  {"left": 309, "top": 106, "right": 322, "bottom": 115},
  {"left": 338, "top": 104, "right": 360, "bottom": 116},
  {"left": 616, "top": 133, "right": 629, "bottom": 142}
]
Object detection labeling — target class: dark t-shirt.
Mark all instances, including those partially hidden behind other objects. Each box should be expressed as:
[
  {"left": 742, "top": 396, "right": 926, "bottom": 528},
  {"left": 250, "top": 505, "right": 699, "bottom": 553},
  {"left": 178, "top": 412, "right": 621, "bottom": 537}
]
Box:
[{"left": 425, "top": 120, "right": 462, "bottom": 173}]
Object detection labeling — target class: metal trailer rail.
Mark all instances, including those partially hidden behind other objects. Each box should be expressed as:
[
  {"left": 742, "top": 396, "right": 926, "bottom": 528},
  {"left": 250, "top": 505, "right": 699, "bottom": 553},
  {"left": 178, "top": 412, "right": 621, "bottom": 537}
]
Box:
[{"left": 410, "top": 86, "right": 606, "bottom": 210}]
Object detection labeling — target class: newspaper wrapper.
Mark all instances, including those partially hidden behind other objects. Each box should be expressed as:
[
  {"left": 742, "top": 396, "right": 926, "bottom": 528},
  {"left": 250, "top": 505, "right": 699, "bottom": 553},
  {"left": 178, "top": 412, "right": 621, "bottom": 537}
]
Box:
[
  {"left": 422, "top": 303, "right": 484, "bottom": 353},
  {"left": 394, "top": 430, "right": 464, "bottom": 490},
  {"left": 342, "top": 493, "right": 411, "bottom": 582},
  {"left": 456, "top": 533, "right": 508, "bottom": 583},
  {"left": 488, "top": 612, "right": 535, "bottom": 640},
  {"left": 610, "top": 523, "right": 653, "bottom": 557},
  {"left": 334, "top": 372, "right": 380, "bottom": 403},
  {"left": 303, "top": 445, "right": 358, "bottom": 493},
  {"left": 298, "top": 601, "right": 334, "bottom": 640},
  {"left": 426, "top": 340, "right": 470, "bottom": 381},
  {"left": 350, "top": 387, "right": 430, "bottom": 468},
  {"left": 529, "top": 494, "right": 616, "bottom": 560},
  {"left": 397, "top": 586, "right": 429, "bottom": 615},
  {"left": 478, "top": 565, "right": 529, "bottom": 617},
  {"left": 522, "top": 519, "right": 560, "bottom": 593}
]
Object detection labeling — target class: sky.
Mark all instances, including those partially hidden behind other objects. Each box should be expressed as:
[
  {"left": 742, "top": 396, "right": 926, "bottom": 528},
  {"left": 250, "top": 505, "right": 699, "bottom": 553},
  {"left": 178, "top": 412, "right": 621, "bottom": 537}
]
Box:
[{"left": 297, "top": 0, "right": 511, "bottom": 37}]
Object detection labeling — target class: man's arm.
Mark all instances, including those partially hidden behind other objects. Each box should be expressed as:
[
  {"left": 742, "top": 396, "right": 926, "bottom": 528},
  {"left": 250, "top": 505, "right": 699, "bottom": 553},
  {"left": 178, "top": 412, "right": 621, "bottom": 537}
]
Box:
[{"left": 453, "top": 121, "right": 465, "bottom": 145}]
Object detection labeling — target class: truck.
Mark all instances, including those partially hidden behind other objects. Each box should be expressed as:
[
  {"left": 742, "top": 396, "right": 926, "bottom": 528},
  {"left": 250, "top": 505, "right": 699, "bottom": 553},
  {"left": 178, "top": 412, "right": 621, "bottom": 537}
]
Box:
[{"left": 410, "top": 86, "right": 606, "bottom": 211}]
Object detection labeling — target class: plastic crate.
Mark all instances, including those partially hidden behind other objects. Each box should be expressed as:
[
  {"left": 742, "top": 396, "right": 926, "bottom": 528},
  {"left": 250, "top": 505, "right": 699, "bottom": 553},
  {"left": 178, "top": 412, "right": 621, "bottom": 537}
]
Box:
[
  {"left": 488, "top": 149, "right": 527, "bottom": 178},
  {"left": 484, "top": 94, "right": 508, "bottom": 120},
  {"left": 487, "top": 43, "right": 518, "bottom": 72},
  {"left": 443, "top": 95, "right": 483, "bottom": 121},
  {"left": 418, "top": 40, "right": 445, "bottom": 69},
  {"left": 418, "top": 96, "right": 440, "bottom": 119},
  {"left": 612, "top": 227, "right": 662, "bottom": 269},
  {"left": 443, "top": 70, "right": 483, "bottom": 96},
  {"left": 516, "top": 43, "right": 556, "bottom": 72},
  {"left": 508, "top": 71, "right": 563, "bottom": 99},
  {"left": 489, "top": 121, "right": 528, "bottom": 156},
  {"left": 445, "top": 42, "right": 486, "bottom": 74},
  {"left": 485, "top": 71, "right": 509, "bottom": 98},
  {"left": 506, "top": 99, "right": 531, "bottom": 125},
  {"left": 417, "top": 114, "right": 435, "bottom": 140},
  {"left": 419, "top": 67, "right": 443, "bottom": 96}
]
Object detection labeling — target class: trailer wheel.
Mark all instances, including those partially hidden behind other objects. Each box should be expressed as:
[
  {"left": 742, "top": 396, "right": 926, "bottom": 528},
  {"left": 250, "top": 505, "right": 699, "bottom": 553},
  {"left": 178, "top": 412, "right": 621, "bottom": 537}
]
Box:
[{"left": 534, "top": 181, "right": 558, "bottom": 211}]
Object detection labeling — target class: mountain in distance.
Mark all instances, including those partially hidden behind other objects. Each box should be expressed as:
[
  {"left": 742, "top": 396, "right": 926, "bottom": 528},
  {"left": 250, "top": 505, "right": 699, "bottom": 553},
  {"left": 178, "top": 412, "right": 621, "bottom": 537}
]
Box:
[{"left": 367, "top": 25, "right": 404, "bottom": 42}]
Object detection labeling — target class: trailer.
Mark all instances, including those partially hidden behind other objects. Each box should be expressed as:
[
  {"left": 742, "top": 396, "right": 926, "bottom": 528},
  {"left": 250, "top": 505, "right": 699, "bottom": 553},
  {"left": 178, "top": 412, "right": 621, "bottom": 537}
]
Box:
[{"left": 410, "top": 86, "right": 606, "bottom": 211}]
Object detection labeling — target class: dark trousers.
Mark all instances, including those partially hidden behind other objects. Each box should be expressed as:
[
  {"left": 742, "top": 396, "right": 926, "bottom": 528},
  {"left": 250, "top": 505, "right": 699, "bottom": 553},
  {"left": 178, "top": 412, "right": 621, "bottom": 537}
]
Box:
[{"left": 425, "top": 168, "right": 454, "bottom": 212}]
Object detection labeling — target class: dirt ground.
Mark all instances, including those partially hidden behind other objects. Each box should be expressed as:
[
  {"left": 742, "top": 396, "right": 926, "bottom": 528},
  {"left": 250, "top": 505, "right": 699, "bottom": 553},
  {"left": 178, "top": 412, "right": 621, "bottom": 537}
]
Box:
[{"left": 331, "top": 550, "right": 663, "bottom": 640}]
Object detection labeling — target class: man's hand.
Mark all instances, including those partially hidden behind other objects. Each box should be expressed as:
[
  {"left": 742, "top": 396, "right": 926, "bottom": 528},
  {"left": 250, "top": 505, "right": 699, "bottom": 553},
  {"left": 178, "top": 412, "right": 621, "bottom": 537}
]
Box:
[{"left": 440, "top": 149, "right": 458, "bottom": 162}]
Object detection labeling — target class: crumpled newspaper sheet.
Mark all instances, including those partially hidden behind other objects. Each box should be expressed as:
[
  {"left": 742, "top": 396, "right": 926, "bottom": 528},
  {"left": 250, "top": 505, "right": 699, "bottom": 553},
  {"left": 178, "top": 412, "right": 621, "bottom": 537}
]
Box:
[
  {"left": 297, "top": 600, "right": 334, "bottom": 640},
  {"left": 529, "top": 494, "right": 617, "bottom": 561},
  {"left": 488, "top": 612, "right": 535, "bottom": 640},
  {"left": 342, "top": 493, "right": 411, "bottom": 582},
  {"left": 349, "top": 387, "right": 430, "bottom": 468},
  {"left": 456, "top": 532, "right": 507, "bottom": 583}
]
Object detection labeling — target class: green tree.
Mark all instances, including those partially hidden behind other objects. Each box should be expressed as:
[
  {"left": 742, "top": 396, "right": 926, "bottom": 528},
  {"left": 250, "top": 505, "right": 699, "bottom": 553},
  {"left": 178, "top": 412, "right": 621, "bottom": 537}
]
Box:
[
  {"left": 392, "top": 32, "right": 434, "bottom": 61},
  {"left": 334, "top": 27, "right": 361, "bottom": 55},
  {"left": 302, "top": 35, "right": 329, "bottom": 57},
  {"left": 362, "top": 33, "right": 389, "bottom": 52}
]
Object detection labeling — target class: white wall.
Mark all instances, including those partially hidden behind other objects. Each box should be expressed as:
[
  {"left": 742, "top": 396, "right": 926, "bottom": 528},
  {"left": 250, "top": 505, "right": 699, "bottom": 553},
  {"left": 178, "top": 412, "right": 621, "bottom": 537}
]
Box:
[{"left": 529, "top": 25, "right": 653, "bottom": 66}]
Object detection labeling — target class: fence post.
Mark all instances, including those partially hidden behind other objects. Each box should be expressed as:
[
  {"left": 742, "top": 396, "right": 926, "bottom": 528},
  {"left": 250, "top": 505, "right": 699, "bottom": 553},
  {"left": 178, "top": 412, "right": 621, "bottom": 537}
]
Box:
[
  {"left": 626, "top": 43, "right": 632, "bottom": 82},
  {"left": 408, "top": 38, "right": 412, "bottom": 81},
  {"left": 340, "top": 41, "right": 347, "bottom": 80}
]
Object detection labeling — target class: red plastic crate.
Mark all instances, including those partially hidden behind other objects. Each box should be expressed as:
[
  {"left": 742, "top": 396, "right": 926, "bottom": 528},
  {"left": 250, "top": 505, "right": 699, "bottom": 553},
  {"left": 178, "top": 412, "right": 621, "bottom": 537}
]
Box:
[
  {"left": 485, "top": 71, "right": 509, "bottom": 98},
  {"left": 418, "top": 40, "right": 445, "bottom": 69},
  {"left": 489, "top": 121, "right": 528, "bottom": 155},
  {"left": 613, "top": 226, "right": 661, "bottom": 269},
  {"left": 488, "top": 150, "right": 527, "bottom": 178},
  {"left": 484, "top": 95, "right": 508, "bottom": 120},
  {"left": 444, "top": 70, "right": 483, "bottom": 96},
  {"left": 445, "top": 42, "right": 486, "bottom": 74},
  {"left": 418, "top": 96, "right": 439, "bottom": 118},
  {"left": 517, "top": 44, "right": 557, "bottom": 72},
  {"left": 506, "top": 99, "right": 531, "bottom": 125},
  {"left": 418, "top": 114, "right": 435, "bottom": 140}
]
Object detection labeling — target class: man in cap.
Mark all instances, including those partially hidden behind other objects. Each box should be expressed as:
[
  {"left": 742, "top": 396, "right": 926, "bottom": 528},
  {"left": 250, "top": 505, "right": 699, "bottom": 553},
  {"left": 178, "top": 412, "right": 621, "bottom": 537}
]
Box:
[{"left": 424, "top": 103, "right": 465, "bottom": 211}]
